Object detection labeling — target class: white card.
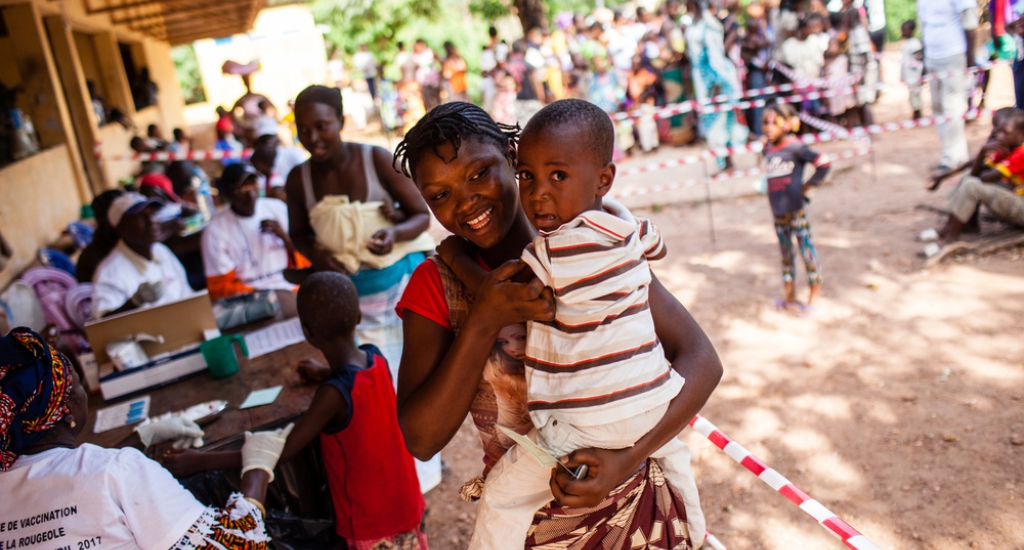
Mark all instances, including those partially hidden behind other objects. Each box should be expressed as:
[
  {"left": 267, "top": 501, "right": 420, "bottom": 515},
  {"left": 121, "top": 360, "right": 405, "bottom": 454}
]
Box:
[
  {"left": 239, "top": 385, "right": 283, "bottom": 409},
  {"left": 94, "top": 395, "right": 151, "bottom": 433}
]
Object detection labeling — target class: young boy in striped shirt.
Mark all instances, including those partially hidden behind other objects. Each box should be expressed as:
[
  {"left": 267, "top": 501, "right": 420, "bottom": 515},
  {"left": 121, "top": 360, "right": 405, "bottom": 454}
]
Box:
[{"left": 450, "top": 99, "right": 705, "bottom": 550}]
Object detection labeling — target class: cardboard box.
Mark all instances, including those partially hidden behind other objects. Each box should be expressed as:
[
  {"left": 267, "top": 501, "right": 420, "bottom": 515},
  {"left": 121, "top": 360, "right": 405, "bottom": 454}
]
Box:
[{"left": 83, "top": 292, "right": 219, "bottom": 400}]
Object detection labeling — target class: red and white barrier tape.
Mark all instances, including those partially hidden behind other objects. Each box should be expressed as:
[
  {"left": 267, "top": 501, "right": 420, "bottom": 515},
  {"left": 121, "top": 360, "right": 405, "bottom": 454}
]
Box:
[
  {"left": 612, "top": 59, "right": 1005, "bottom": 124},
  {"left": 690, "top": 415, "right": 884, "bottom": 550},
  {"left": 609, "top": 146, "right": 870, "bottom": 200},
  {"left": 704, "top": 531, "right": 728, "bottom": 550},
  {"left": 98, "top": 148, "right": 253, "bottom": 162},
  {"left": 610, "top": 145, "right": 868, "bottom": 201}
]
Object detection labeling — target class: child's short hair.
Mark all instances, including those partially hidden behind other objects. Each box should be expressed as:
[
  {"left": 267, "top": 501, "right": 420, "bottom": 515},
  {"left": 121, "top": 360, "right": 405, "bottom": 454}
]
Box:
[
  {"left": 522, "top": 99, "right": 615, "bottom": 165},
  {"left": 1004, "top": 108, "right": 1024, "bottom": 134},
  {"left": 393, "top": 102, "right": 519, "bottom": 179},
  {"left": 297, "top": 272, "right": 361, "bottom": 340},
  {"left": 902, "top": 20, "right": 916, "bottom": 31}
]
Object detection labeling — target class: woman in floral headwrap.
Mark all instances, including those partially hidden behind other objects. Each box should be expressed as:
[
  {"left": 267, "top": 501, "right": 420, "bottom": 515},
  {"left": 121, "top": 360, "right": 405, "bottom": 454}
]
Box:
[{"left": 0, "top": 327, "right": 288, "bottom": 550}]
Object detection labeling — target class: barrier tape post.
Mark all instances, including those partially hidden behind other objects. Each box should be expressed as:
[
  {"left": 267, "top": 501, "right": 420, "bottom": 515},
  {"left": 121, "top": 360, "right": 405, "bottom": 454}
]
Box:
[
  {"left": 701, "top": 160, "right": 717, "bottom": 245},
  {"left": 690, "top": 414, "right": 885, "bottom": 550}
]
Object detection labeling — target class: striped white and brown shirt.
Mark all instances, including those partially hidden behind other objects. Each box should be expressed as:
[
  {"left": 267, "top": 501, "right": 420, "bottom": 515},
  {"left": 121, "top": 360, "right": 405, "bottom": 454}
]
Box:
[{"left": 520, "top": 210, "right": 684, "bottom": 428}]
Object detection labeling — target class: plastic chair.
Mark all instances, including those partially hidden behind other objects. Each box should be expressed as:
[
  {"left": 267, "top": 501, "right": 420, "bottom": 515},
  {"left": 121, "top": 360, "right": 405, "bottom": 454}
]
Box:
[
  {"left": 64, "top": 284, "right": 93, "bottom": 330},
  {"left": 67, "top": 222, "right": 95, "bottom": 249},
  {"left": 37, "top": 248, "right": 76, "bottom": 278},
  {"left": 21, "top": 267, "right": 78, "bottom": 332}
]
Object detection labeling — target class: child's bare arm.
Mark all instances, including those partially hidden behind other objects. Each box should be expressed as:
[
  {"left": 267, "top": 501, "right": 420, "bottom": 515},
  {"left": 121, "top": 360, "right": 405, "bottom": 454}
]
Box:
[
  {"left": 437, "top": 236, "right": 488, "bottom": 293},
  {"left": 162, "top": 385, "right": 347, "bottom": 478},
  {"left": 279, "top": 385, "right": 349, "bottom": 462},
  {"left": 162, "top": 449, "right": 241, "bottom": 478},
  {"left": 929, "top": 157, "right": 976, "bottom": 191}
]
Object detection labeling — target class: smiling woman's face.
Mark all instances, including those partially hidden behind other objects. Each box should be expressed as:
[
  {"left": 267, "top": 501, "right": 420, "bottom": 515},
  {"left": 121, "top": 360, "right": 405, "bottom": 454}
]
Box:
[
  {"left": 295, "top": 103, "right": 343, "bottom": 161},
  {"left": 412, "top": 138, "right": 521, "bottom": 250}
]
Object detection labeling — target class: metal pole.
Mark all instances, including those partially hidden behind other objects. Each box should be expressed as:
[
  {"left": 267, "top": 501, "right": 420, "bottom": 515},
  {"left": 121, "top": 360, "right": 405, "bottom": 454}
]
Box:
[{"left": 702, "top": 159, "right": 716, "bottom": 245}]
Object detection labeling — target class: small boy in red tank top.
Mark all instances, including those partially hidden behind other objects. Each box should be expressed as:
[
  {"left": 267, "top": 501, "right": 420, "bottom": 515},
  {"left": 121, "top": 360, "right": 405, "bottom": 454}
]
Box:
[{"left": 164, "top": 272, "right": 427, "bottom": 549}]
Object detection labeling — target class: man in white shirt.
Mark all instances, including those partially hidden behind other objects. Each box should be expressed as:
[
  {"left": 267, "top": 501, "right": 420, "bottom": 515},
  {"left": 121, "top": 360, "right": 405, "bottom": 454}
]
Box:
[
  {"left": 918, "top": 0, "right": 978, "bottom": 170},
  {"left": 202, "top": 164, "right": 305, "bottom": 301},
  {"left": 92, "top": 194, "right": 194, "bottom": 319}
]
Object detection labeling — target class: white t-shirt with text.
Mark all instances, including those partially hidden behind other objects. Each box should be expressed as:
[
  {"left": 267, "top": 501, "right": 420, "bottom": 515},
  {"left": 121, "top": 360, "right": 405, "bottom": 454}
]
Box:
[{"left": 0, "top": 445, "right": 206, "bottom": 550}]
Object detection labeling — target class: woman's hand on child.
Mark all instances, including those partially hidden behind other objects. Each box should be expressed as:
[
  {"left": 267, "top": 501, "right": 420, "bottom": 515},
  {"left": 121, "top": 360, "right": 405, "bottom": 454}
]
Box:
[
  {"left": 297, "top": 359, "right": 331, "bottom": 383},
  {"left": 470, "top": 260, "right": 555, "bottom": 331},
  {"left": 549, "top": 447, "right": 638, "bottom": 508},
  {"left": 368, "top": 228, "right": 396, "bottom": 255}
]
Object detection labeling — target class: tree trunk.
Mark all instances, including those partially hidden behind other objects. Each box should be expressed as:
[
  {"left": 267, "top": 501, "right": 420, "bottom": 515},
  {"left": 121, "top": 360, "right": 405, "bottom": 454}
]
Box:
[{"left": 513, "top": 0, "right": 546, "bottom": 34}]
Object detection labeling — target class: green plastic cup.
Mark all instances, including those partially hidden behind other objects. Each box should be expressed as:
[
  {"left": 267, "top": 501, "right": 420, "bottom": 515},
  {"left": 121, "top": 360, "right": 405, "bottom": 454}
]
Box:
[{"left": 200, "top": 334, "right": 249, "bottom": 379}]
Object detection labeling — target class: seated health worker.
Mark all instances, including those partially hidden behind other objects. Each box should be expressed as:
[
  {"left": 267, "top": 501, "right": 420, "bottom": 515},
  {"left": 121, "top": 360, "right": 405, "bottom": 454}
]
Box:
[
  {"left": 202, "top": 163, "right": 309, "bottom": 300},
  {"left": 91, "top": 193, "right": 194, "bottom": 318}
]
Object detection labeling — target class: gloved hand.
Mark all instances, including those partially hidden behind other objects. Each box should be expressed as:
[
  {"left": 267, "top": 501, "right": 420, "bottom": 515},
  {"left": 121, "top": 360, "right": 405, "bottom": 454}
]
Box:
[
  {"left": 136, "top": 417, "right": 205, "bottom": 449},
  {"left": 241, "top": 423, "right": 294, "bottom": 482},
  {"left": 131, "top": 280, "right": 164, "bottom": 306}
]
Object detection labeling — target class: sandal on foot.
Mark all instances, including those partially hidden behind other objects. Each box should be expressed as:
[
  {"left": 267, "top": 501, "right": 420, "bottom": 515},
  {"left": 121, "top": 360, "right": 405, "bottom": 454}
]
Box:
[
  {"left": 773, "top": 299, "right": 799, "bottom": 311},
  {"left": 795, "top": 304, "right": 817, "bottom": 317},
  {"left": 920, "top": 242, "right": 941, "bottom": 258},
  {"left": 916, "top": 228, "right": 939, "bottom": 242}
]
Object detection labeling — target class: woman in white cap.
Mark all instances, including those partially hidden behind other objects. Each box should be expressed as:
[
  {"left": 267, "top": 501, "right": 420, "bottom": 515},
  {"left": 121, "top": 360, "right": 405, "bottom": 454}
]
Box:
[{"left": 91, "top": 192, "right": 194, "bottom": 318}]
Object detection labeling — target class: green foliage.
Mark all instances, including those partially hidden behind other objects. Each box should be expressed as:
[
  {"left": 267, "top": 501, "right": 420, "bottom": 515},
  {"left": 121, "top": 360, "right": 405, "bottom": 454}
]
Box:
[
  {"left": 171, "top": 44, "right": 206, "bottom": 105},
  {"left": 884, "top": 0, "right": 917, "bottom": 42},
  {"left": 308, "top": 0, "right": 441, "bottom": 58}
]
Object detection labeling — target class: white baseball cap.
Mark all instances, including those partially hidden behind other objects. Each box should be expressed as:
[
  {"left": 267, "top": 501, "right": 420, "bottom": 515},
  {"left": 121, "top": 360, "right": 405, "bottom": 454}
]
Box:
[{"left": 107, "top": 192, "right": 160, "bottom": 227}]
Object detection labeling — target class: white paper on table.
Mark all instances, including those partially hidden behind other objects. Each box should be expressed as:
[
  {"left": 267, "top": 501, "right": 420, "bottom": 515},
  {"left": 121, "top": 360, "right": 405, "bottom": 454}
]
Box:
[
  {"left": 244, "top": 318, "right": 305, "bottom": 358},
  {"left": 94, "top": 395, "right": 151, "bottom": 433},
  {"left": 239, "top": 385, "right": 283, "bottom": 409}
]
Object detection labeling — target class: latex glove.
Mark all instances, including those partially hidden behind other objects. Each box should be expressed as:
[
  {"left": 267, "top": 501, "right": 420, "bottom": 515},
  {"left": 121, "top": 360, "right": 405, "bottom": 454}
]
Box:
[
  {"left": 241, "top": 423, "right": 294, "bottom": 482},
  {"left": 131, "top": 280, "right": 164, "bottom": 306},
  {"left": 136, "top": 417, "right": 205, "bottom": 449}
]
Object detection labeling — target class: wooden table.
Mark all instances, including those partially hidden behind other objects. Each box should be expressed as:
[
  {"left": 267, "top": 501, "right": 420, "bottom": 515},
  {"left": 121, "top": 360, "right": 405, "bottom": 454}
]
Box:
[{"left": 81, "top": 291, "right": 323, "bottom": 449}]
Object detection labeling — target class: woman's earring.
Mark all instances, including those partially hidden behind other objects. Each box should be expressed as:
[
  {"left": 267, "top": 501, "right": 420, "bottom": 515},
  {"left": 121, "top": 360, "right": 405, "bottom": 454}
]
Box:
[{"left": 67, "top": 415, "right": 76, "bottom": 429}]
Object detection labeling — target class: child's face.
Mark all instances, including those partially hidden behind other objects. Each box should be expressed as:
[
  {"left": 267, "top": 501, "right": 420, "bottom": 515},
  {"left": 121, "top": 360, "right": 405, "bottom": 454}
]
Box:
[
  {"left": 497, "top": 324, "right": 527, "bottom": 361},
  {"left": 901, "top": 23, "right": 914, "bottom": 39},
  {"left": 763, "top": 111, "right": 787, "bottom": 143},
  {"left": 517, "top": 124, "right": 613, "bottom": 232},
  {"left": 995, "top": 120, "right": 1024, "bottom": 150}
]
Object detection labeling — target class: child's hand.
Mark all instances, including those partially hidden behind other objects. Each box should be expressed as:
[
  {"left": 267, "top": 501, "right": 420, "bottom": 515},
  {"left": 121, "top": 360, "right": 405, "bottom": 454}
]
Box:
[
  {"left": 378, "top": 201, "right": 407, "bottom": 223},
  {"left": 367, "top": 228, "right": 396, "bottom": 255},
  {"left": 161, "top": 449, "right": 209, "bottom": 478},
  {"left": 297, "top": 359, "right": 331, "bottom": 383},
  {"left": 437, "top": 235, "right": 476, "bottom": 265}
]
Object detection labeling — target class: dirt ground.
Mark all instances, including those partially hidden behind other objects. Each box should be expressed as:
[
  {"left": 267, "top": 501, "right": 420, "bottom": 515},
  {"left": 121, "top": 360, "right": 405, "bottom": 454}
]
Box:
[{"left": 418, "top": 60, "right": 1024, "bottom": 549}]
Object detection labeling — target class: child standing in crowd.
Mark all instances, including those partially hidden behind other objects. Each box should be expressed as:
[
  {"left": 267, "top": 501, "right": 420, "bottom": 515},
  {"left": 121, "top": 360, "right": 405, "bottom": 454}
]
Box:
[
  {"left": 900, "top": 20, "right": 924, "bottom": 121},
  {"left": 762, "top": 104, "right": 831, "bottom": 315},
  {"left": 165, "top": 272, "right": 428, "bottom": 549},
  {"left": 439, "top": 99, "right": 705, "bottom": 550}
]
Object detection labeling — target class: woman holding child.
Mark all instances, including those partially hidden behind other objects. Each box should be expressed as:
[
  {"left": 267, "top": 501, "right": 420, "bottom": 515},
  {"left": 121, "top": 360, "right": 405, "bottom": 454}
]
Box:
[{"left": 393, "top": 102, "right": 723, "bottom": 548}]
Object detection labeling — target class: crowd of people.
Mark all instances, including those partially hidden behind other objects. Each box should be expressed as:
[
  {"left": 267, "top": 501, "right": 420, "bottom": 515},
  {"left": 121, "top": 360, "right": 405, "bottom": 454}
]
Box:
[{"left": 3, "top": 0, "right": 1024, "bottom": 549}]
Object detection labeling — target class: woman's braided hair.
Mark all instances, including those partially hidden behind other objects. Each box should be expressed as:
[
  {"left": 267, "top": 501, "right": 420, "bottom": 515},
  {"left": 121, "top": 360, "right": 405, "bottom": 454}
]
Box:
[{"left": 393, "top": 102, "right": 519, "bottom": 179}]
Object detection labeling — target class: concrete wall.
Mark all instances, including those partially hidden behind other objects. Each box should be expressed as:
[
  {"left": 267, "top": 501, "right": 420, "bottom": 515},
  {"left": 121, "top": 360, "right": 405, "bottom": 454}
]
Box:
[
  {"left": 187, "top": 5, "right": 327, "bottom": 126},
  {"left": 0, "top": 146, "right": 83, "bottom": 289}
]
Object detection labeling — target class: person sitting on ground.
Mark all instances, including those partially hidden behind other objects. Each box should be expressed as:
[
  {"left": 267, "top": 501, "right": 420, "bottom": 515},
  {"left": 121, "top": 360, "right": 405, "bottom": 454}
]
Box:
[
  {"left": 250, "top": 134, "right": 308, "bottom": 201},
  {"left": 163, "top": 272, "right": 429, "bottom": 549},
  {"left": 925, "top": 109, "right": 1024, "bottom": 252},
  {"left": 146, "top": 124, "right": 168, "bottom": 151},
  {"left": 433, "top": 99, "right": 705, "bottom": 550},
  {"left": 928, "top": 108, "right": 1018, "bottom": 192},
  {"left": 202, "top": 164, "right": 309, "bottom": 300},
  {"left": 76, "top": 189, "right": 123, "bottom": 284},
  {"left": 0, "top": 327, "right": 287, "bottom": 550},
  {"left": 91, "top": 193, "right": 194, "bottom": 318}
]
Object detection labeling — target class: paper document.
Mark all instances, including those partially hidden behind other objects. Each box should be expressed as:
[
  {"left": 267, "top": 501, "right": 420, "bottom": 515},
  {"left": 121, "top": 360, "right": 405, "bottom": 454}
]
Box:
[
  {"left": 94, "top": 395, "right": 151, "bottom": 433},
  {"left": 244, "top": 318, "right": 305, "bottom": 358},
  {"left": 239, "top": 386, "right": 283, "bottom": 409}
]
